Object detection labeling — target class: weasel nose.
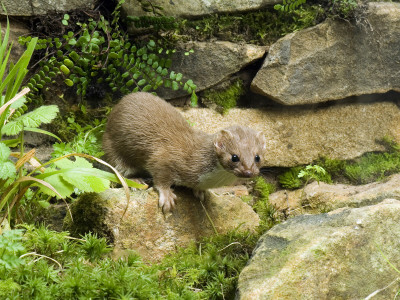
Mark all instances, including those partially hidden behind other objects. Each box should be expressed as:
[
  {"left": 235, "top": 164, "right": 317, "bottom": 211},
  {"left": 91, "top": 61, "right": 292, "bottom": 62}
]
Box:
[{"left": 242, "top": 170, "right": 254, "bottom": 178}]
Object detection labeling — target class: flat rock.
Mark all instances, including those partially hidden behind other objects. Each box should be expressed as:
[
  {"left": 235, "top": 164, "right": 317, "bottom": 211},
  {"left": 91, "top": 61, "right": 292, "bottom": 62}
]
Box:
[
  {"left": 251, "top": 2, "right": 400, "bottom": 105},
  {"left": 238, "top": 199, "right": 400, "bottom": 299},
  {"left": 122, "top": 0, "right": 280, "bottom": 19},
  {"left": 63, "top": 187, "right": 259, "bottom": 262},
  {"left": 157, "top": 41, "right": 266, "bottom": 99},
  {"left": 270, "top": 173, "right": 400, "bottom": 216},
  {"left": 180, "top": 100, "right": 400, "bottom": 167},
  {"left": 1, "top": 0, "right": 96, "bottom": 16}
]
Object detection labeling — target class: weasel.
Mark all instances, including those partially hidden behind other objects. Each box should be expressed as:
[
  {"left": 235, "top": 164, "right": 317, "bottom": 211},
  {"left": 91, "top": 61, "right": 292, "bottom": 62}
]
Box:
[{"left": 102, "top": 92, "right": 266, "bottom": 212}]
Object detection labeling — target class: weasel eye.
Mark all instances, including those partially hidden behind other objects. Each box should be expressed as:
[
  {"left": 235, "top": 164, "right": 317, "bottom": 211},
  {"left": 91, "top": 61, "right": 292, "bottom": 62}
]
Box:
[
  {"left": 231, "top": 154, "right": 240, "bottom": 162},
  {"left": 255, "top": 155, "right": 260, "bottom": 163}
]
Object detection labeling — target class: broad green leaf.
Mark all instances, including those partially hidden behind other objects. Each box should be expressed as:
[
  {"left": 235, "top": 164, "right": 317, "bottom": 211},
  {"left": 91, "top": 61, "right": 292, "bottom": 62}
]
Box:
[
  {"left": 0, "top": 142, "right": 11, "bottom": 161},
  {"left": 20, "top": 105, "right": 59, "bottom": 128},
  {"left": 62, "top": 172, "right": 109, "bottom": 193},
  {"left": 0, "top": 161, "right": 16, "bottom": 180},
  {"left": 49, "top": 157, "right": 110, "bottom": 193},
  {"left": 9, "top": 96, "right": 26, "bottom": 109},
  {"left": 1, "top": 120, "right": 24, "bottom": 135},
  {"left": 38, "top": 169, "right": 75, "bottom": 198},
  {"left": 54, "top": 156, "right": 93, "bottom": 169}
]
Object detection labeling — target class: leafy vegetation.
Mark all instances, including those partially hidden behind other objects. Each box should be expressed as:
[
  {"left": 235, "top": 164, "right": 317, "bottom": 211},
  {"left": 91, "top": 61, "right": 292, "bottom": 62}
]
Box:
[
  {"left": 0, "top": 15, "right": 146, "bottom": 228},
  {"left": 0, "top": 225, "right": 260, "bottom": 299},
  {"left": 278, "top": 137, "right": 400, "bottom": 188},
  {"left": 19, "top": 0, "right": 197, "bottom": 108}
]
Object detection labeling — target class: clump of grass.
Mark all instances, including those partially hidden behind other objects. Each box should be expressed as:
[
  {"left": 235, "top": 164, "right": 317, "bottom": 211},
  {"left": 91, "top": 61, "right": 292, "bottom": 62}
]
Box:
[{"left": 1, "top": 223, "right": 262, "bottom": 299}]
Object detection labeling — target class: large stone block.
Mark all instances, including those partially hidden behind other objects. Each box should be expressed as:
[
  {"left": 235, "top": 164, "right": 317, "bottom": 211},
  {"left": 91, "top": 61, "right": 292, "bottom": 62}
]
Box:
[
  {"left": 157, "top": 41, "right": 267, "bottom": 99},
  {"left": 181, "top": 100, "right": 400, "bottom": 167},
  {"left": 237, "top": 199, "right": 400, "bottom": 299},
  {"left": 1, "top": 0, "right": 96, "bottom": 16},
  {"left": 122, "top": 0, "right": 280, "bottom": 19},
  {"left": 251, "top": 3, "right": 400, "bottom": 105}
]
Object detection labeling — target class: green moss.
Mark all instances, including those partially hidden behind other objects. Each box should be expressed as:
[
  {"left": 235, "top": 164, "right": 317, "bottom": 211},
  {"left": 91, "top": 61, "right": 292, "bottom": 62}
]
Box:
[
  {"left": 253, "top": 177, "right": 278, "bottom": 229},
  {"left": 2, "top": 224, "right": 260, "bottom": 299},
  {"left": 279, "top": 138, "right": 400, "bottom": 188},
  {"left": 175, "top": 6, "right": 321, "bottom": 45},
  {"left": 278, "top": 166, "right": 305, "bottom": 189},
  {"left": 202, "top": 79, "right": 245, "bottom": 114}
]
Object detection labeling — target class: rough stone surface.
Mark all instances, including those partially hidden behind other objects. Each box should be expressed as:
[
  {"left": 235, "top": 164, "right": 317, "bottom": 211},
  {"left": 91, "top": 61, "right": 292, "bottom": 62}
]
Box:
[
  {"left": 156, "top": 41, "right": 267, "bottom": 99},
  {"left": 1, "top": 0, "right": 96, "bottom": 16},
  {"left": 63, "top": 187, "right": 259, "bottom": 262},
  {"left": 238, "top": 199, "right": 400, "bottom": 299},
  {"left": 180, "top": 100, "right": 400, "bottom": 167},
  {"left": 122, "top": 0, "right": 280, "bottom": 19},
  {"left": 1, "top": 20, "right": 30, "bottom": 64},
  {"left": 251, "top": 2, "right": 400, "bottom": 105},
  {"left": 270, "top": 173, "right": 400, "bottom": 217}
]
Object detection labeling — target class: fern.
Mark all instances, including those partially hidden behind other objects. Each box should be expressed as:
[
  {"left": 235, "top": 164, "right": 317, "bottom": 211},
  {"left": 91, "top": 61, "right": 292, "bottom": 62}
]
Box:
[
  {"left": 275, "top": 0, "right": 307, "bottom": 12},
  {"left": 19, "top": 0, "right": 197, "bottom": 107}
]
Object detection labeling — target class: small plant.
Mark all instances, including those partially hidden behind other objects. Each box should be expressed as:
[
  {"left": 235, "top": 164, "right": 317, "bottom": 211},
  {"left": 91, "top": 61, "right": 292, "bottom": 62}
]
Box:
[
  {"left": 279, "top": 164, "right": 331, "bottom": 189},
  {"left": 275, "top": 0, "right": 307, "bottom": 12},
  {"left": 298, "top": 164, "right": 331, "bottom": 185},
  {"left": 51, "top": 116, "right": 105, "bottom": 158},
  {"left": 0, "top": 229, "right": 25, "bottom": 271}
]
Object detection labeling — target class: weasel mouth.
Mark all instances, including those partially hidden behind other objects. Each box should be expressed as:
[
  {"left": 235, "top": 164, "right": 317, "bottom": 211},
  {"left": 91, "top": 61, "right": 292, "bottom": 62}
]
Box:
[{"left": 237, "top": 170, "right": 255, "bottom": 178}]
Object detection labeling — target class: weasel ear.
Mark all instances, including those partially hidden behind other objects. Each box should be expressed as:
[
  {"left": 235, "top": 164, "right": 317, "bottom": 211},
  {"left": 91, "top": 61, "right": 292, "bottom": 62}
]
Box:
[
  {"left": 214, "top": 129, "right": 233, "bottom": 151},
  {"left": 257, "top": 131, "right": 267, "bottom": 150}
]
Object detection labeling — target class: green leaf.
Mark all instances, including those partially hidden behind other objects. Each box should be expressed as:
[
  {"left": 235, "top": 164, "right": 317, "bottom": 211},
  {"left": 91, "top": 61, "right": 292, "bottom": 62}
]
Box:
[
  {"left": 2, "top": 120, "right": 24, "bottom": 136},
  {"left": 142, "top": 84, "right": 152, "bottom": 92},
  {"left": 9, "top": 96, "right": 26, "bottom": 109},
  {"left": 175, "top": 73, "right": 183, "bottom": 81},
  {"left": 190, "top": 92, "right": 198, "bottom": 107},
  {"left": 64, "top": 79, "right": 74, "bottom": 86},
  {"left": 0, "top": 142, "right": 11, "bottom": 161},
  {"left": 126, "top": 79, "right": 134, "bottom": 87},
  {"left": 63, "top": 58, "right": 74, "bottom": 68},
  {"left": 38, "top": 168, "right": 75, "bottom": 198},
  {"left": 37, "top": 159, "right": 111, "bottom": 195},
  {"left": 60, "top": 64, "right": 70, "bottom": 75},
  {"left": 20, "top": 105, "right": 59, "bottom": 128},
  {"left": 0, "top": 161, "right": 16, "bottom": 180},
  {"left": 172, "top": 81, "right": 179, "bottom": 91}
]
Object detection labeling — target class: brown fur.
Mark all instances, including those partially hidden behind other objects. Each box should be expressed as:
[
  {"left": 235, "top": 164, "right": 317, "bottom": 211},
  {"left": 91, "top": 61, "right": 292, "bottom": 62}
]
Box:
[{"left": 103, "top": 92, "right": 266, "bottom": 212}]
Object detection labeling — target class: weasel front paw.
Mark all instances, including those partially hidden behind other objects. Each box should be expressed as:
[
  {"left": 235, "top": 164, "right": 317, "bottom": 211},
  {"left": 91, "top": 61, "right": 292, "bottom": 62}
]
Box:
[{"left": 158, "top": 187, "right": 177, "bottom": 213}]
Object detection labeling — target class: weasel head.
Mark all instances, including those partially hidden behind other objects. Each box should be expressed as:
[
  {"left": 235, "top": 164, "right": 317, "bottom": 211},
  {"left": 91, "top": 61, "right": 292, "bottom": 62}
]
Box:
[{"left": 213, "top": 125, "right": 266, "bottom": 179}]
